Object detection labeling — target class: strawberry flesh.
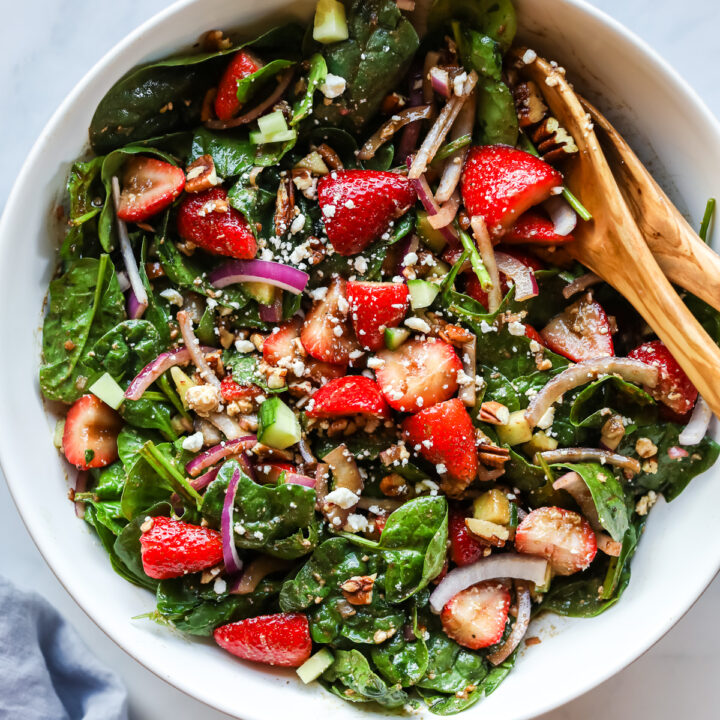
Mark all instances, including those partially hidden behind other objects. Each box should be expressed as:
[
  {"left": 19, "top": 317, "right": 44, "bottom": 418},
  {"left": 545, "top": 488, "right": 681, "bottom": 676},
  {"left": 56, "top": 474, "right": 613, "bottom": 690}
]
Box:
[
  {"left": 62, "top": 394, "right": 122, "bottom": 470},
  {"left": 505, "top": 211, "right": 575, "bottom": 245},
  {"left": 263, "top": 317, "right": 302, "bottom": 366},
  {"left": 461, "top": 145, "right": 562, "bottom": 236},
  {"left": 307, "top": 376, "right": 391, "bottom": 419},
  {"left": 214, "top": 50, "right": 264, "bottom": 122},
  {"left": 318, "top": 170, "right": 416, "bottom": 256},
  {"left": 116, "top": 156, "right": 185, "bottom": 223},
  {"left": 220, "top": 375, "right": 262, "bottom": 402},
  {"left": 347, "top": 281, "right": 409, "bottom": 351},
  {"left": 376, "top": 338, "right": 462, "bottom": 413},
  {"left": 140, "top": 516, "right": 224, "bottom": 580},
  {"left": 214, "top": 613, "right": 312, "bottom": 667},
  {"left": 449, "top": 509, "right": 485, "bottom": 567},
  {"left": 177, "top": 187, "right": 257, "bottom": 259},
  {"left": 515, "top": 506, "right": 597, "bottom": 576}
]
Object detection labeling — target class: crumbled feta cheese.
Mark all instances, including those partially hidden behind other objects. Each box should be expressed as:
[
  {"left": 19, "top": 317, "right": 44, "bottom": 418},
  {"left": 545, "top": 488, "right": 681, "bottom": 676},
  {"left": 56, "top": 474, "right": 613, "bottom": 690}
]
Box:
[
  {"left": 310, "top": 286, "right": 328, "bottom": 301},
  {"left": 403, "top": 251, "right": 418, "bottom": 266},
  {"left": 345, "top": 513, "right": 369, "bottom": 533},
  {"left": 181, "top": 432, "right": 204, "bottom": 453},
  {"left": 290, "top": 213, "right": 306, "bottom": 235},
  {"left": 453, "top": 71, "right": 468, "bottom": 96},
  {"left": 323, "top": 204, "right": 336, "bottom": 218},
  {"left": 435, "top": 463, "right": 447, "bottom": 474},
  {"left": 354, "top": 256, "right": 368, "bottom": 274},
  {"left": 507, "top": 321, "right": 526, "bottom": 336},
  {"left": 480, "top": 320, "right": 497, "bottom": 333},
  {"left": 213, "top": 578, "right": 227, "bottom": 594},
  {"left": 405, "top": 317, "right": 431, "bottom": 334},
  {"left": 537, "top": 407, "right": 555, "bottom": 430},
  {"left": 325, "top": 487, "right": 360, "bottom": 509},
  {"left": 367, "top": 357, "right": 385, "bottom": 369},
  {"left": 320, "top": 74, "right": 347, "bottom": 99},
  {"left": 234, "top": 339, "right": 256, "bottom": 353},
  {"left": 522, "top": 48, "right": 537, "bottom": 64},
  {"left": 159, "top": 288, "right": 184, "bottom": 306}
]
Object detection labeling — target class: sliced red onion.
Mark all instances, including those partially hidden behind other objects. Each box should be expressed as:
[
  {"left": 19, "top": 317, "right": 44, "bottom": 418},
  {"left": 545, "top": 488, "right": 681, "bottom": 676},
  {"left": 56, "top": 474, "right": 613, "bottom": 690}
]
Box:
[
  {"left": 281, "top": 472, "right": 317, "bottom": 488},
  {"left": 459, "top": 335, "right": 476, "bottom": 407},
  {"left": 429, "top": 67, "right": 451, "bottom": 99},
  {"left": 562, "top": 272, "right": 601, "bottom": 299},
  {"left": 74, "top": 471, "right": 88, "bottom": 519},
  {"left": 679, "top": 395, "right": 713, "bottom": 445},
  {"left": 422, "top": 52, "right": 441, "bottom": 105},
  {"left": 205, "top": 68, "right": 294, "bottom": 130},
  {"left": 396, "top": 234, "right": 419, "bottom": 276},
  {"left": 358, "top": 105, "right": 432, "bottom": 161},
  {"left": 209, "top": 260, "right": 309, "bottom": 295},
  {"left": 430, "top": 554, "right": 549, "bottom": 613},
  {"left": 127, "top": 286, "right": 147, "bottom": 319},
  {"left": 487, "top": 581, "right": 532, "bottom": 666},
  {"left": 177, "top": 310, "right": 221, "bottom": 390},
  {"left": 545, "top": 196, "right": 578, "bottom": 236},
  {"left": 495, "top": 251, "right": 539, "bottom": 302},
  {"left": 299, "top": 437, "right": 318, "bottom": 468},
  {"left": 410, "top": 169, "right": 458, "bottom": 244},
  {"left": 116, "top": 271, "right": 130, "bottom": 292},
  {"left": 125, "top": 347, "right": 193, "bottom": 400},
  {"left": 259, "top": 295, "right": 283, "bottom": 323},
  {"left": 170, "top": 465, "right": 221, "bottom": 507},
  {"left": 186, "top": 436, "right": 257, "bottom": 477},
  {"left": 228, "top": 555, "right": 291, "bottom": 595},
  {"left": 207, "top": 412, "right": 247, "bottom": 442},
  {"left": 221, "top": 468, "right": 243, "bottom": 576},
  {"left": 397, "top": 70, "right": 425, "bottom": 163},
  {"left": 436, "top": 90, "right": 476, "bottom": 203},
  {"left": 540, "top": 447, "right": 641, "bottom": 474},
  {"left": 525, "top": 357, "right": 660, "bottom": 428},
  {"left": 110, "top": 176, "right": 148, "bottom": 316},
  {"left": 471, "top": 216, "right": 501, "bottom": 312},
  {"left": 427, "top": 191, "right": 460, "bottom": 230}
]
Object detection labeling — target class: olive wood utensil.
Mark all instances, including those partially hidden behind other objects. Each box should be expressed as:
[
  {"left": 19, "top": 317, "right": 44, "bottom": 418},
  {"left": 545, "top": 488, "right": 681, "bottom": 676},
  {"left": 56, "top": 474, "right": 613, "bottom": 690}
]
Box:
[{"left": 510, "top": 49, "right": 720, "bottom": 417}]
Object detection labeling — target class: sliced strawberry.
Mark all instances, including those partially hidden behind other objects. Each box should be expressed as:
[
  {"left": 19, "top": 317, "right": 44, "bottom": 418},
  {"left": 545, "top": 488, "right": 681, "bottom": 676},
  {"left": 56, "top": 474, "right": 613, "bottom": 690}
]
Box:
[
  {"left": 62, "top": 394, "right": 122, "bottom": 470},
  {"left": 449, "top": 509, "right": 484, "bottom": 567},
  {"left": 628, "top": 340, "right": 698, "bottom": 415},
  {"left": 301, "top": 278, "right": 360, "bottom": 364},
  {"left": 305, "top": 359, "right": 348, "bottom": 384},
  {"left": 139, "top": 516, "right": 223, "bottom": 580},
  {"left": 177, "top": 187, "right": 257, "bottom": 259},
  {"left": 214, "top": 50, "right": 264, "bottom": 122},
  {"left": 461, "top": 145, "right": 563, "bottom": 235},
  {"left": 318, "top": 170, "right": 416, "bottom": 255},
  {"left": 214, "top": 613, "right": 311, "bottom": 667},
  {"left": 505, "top": 211, "right": 575, "bottom": 245},
  {"left": 524, "top": 324, "right": 546, "bottom": 347},
  {"left": 376, "top": 338, "right": 462, "bottom": 413},
  {"left": 263, "top": 317, "right": 302, "bottom": 366},
  {"left": 306, "top": 376, "right": 390, "bottom": 419},
  {"left": 255, "top": 461, "right": 296, "bottom": 484},
  {"left": 540, "top": 295, "right": 614, "bottom": 362},
  {"left": 220, "top": 375, "right": 262, "bottom": 402},
  {"left": 116, "top": 156, "right": 185, "bottom": 223},
  {"left": 515, "top": 506, "right": 597, "bottom": 576},
  {"left": 347, "top": 281, "right": 409, "bottom": 351},
  {"left": 402, "top": 398, "right": 478, "bottom": 497},
  {"left": 440, "top": 581, "right": 511, "bottom": 650}
]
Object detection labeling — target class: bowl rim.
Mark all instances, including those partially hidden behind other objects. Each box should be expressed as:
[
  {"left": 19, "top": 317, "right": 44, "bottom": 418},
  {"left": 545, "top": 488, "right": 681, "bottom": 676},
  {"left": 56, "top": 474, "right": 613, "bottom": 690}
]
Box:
[{"left": 2, "top": 0, "right": 720, "bottom": 717}]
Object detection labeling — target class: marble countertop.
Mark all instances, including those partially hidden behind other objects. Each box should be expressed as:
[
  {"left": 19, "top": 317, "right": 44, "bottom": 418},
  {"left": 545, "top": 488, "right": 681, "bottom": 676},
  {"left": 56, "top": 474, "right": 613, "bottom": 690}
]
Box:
[{"left": 1, "top": 1, "right": 719, "bottom": 717}]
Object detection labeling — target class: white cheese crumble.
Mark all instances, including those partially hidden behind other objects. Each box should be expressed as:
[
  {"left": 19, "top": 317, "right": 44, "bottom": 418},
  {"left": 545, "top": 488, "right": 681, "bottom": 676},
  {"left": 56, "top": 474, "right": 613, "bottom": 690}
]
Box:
[
  {"left": 325, "top": 487, "right": 359, "bottom": 509},
  {"left": 181, "top": 432, "right": 205, "bottom": 453},
  {"left": 159, "top": 288, "right": 184, "bottom": 306},
  {"left": 405, "top": 317, "right": 431, "bottom": 333},
  {"left": 320, "top": 74, "right": 347, "bottom": 99},
  {"left": 234, "top": 339, "right": 256, "bottom": 353}
]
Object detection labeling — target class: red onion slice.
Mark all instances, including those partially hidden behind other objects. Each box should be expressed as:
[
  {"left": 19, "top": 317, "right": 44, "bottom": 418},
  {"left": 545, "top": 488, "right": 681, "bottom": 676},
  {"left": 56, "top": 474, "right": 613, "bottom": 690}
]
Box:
[
  {"left": 116, "top": 271, "right": 130, "bottom": 292},
  {"left": 281, "top": 472, "right": 317, "bottom": 488},
  {"left": 679, "top": 395, "right": 713, "bottom": 445},
  {"left": 427, "top": 191, "right": 460, "bottom": 230},
  {"left": 562, "top": 272, "right": 601, "bottom": 299},
  {"left": 127, "top": 287, "right": 147, "bottom": 319},
  {"left": 436, "top": 90, "right": 476, "bottom": 203},
  {"left": 410, "top": 169, "right": 458, "bottom": 244},
  {"left": 125, "top": 347, "right": 194, "bottom": 400},
  {"left": 422, "top": 52, "right": 441, "bottom": 105},
  {"left": 525, "top": 357, "right": 660, "bottom": 428},
  {"left": 429, "top": 67, "right": 451, "bottom": 99},
  {"left": 668, "top": 445, "right": 689, "bottom": 459},
  {"left": 209, "top": 260, "right": 309, "bottom": 294},
  {"left": 495, "top": 251, "right": 539, "bottom": 302},
  {"left": 487, "top": 581, "right": 532, "bottom": 666},
  {"left": 396, "top": 234, "right": 419, "bottom": 276},
  {"left": 541, "top": 447, "right": 641, "bottom": 474},
  {"left": 471, "top": 216, "right": 502, "bottom": 312},
  {"left": 177, "top": 311, "right": 221, "bottom": 390},
  {"left": 358, "top": 105, "right": 432, "bottom": 161},
  {"left": 259, "top": 295, "right": 283, "bottom": 323},
  {"left": 221, "top": 468, "right": 243, "bottom": 576},
  {"left": 207, "top": 412, "right": 247, "bottom": 442},
  {"left": 430, "top": 554, "right": 548, "bottom": 613},
  {"left": 186, "top": 436, "right": 257, "bottom": 477},
  {"left": 545, "top": 196, "right": 578, "bottom": 236}
]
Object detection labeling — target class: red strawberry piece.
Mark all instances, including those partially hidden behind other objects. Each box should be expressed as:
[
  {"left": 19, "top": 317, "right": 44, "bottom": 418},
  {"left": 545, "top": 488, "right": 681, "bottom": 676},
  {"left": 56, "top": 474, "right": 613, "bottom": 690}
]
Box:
[
  {"left": 116, "top": 156, "right": 185, "bottom": 223},
  {"left": 524, "top": 324, "right": 546, "bottom": 347},
  {"left": 214, "top": 50, "right": 264, "bottom": 122},
  {"left": 505, "top": 211, "right": 575, "bottom": 245},
  {"left": 449, "top": 509, "right": 484, "bottom": 567},
  {"left": 301, "top": 278, "right": 360, "bottom": 364},
  {"left": 318, "top": 170, "right": 416, "bottom": 256},
  {"left": 540, "top": 295, "right": 613, "bottom": 362},
  {"left": 62, "top": 394, "right": 122, "bottom": 470},
  {"left": 515, "top": 506, "right": 597, "bottom": 576},
  {"left": 220, "top": 375, "right": 262, "bottom": 402},
  {"left": 628, "top": 339, "right": 698, "bottom": 415},
  {"left": 256, "top": 461, "right": 296, "bottom": 484},
  {"left": 140, "top": 516, "right": 224, "bottom": 580},
  {"left": 402, "top": 398, "right": 478, "bottom": 497},
  {"left": 461, "top": 145, "right": 563, "bottom": 235},
  {"left": 305, "top": 359, "right": 348, "bottom": 384},
  {"left": 177, "top": 187, "right": 257, "bottom": 259},
  {"left": 306, "top": 376, "right": 391, "bottom": 419},
  {"left": 347, "top": 281, "right": 409, "bottom": 351},
  {"left": 377, "top": 338, "right": 462, "bottom": 413},
  {"left": 440, "top": 581, "right": 511, "bottom": 650},
  {"left": 214, "top": 613, "right": 311, "bottom": 667},
  {"left": 263, "top": 317, "right": 302, "bottom": 366}
]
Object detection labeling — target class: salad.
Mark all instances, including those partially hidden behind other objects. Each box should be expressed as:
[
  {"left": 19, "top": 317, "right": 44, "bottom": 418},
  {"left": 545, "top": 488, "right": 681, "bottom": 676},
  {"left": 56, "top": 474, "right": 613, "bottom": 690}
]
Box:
[{"left": 40, "top": 0, "right": 720, "bottom": 714}]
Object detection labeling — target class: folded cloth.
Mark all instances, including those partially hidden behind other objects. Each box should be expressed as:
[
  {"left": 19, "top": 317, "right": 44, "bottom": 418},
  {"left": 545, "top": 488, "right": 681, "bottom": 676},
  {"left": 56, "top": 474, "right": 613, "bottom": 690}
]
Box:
[{"left": 0, "top": 575, "right": 128, "bottom": 720}]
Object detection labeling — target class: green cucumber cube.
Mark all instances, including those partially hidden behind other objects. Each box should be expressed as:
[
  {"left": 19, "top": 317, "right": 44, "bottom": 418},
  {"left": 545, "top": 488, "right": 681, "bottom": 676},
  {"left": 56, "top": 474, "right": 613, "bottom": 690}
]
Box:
[
  {"left": 313, "top": 0, "right": 349, "bottom": 44},
  {"left": 384, "top": 327, "right": 411, "bottom": 350},
  {"left": 258, "top": 397, "right": 301, "bottom": 449},
  {"left": 296, "top": 648, "right": 335, "bottom": 684},
  {"left": 89, "top": 372, "right": 125, "bottom": 410},
  {"left": 407, "top": 278, "right": 440, "bottom": 310}
]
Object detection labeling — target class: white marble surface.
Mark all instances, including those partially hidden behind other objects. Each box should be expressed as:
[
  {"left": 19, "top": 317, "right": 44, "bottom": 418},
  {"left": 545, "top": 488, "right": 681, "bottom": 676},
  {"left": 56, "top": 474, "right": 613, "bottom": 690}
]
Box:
[{"left": 1, "top": 1, "right": 720, "bottom": 718}]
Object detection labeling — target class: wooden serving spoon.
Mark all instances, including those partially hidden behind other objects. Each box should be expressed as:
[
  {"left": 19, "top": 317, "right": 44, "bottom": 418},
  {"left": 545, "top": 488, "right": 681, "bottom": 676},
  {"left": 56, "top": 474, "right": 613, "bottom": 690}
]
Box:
[
  {"left": 580, "top": 97, "right": 720, "bottom": 313},
  {"left": 510, "top": 49, "right": 720, "bottom": 417}
]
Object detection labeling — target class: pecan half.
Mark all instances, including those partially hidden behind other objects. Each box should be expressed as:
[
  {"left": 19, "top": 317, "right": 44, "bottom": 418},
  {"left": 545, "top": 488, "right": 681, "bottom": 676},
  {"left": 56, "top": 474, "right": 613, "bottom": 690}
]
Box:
[
  {"left": 478, "top": 401, "right": 510, "bottom": 426},
  {"left": 340, "top": 574, "right": 376, "bottom": 606},
  {"left": 513, "top": 81, "right": 548, "bottom": 128},
  {"left": 380, "top": 473, "right": 413, "bottom": 498},
  {"left": 185, "top": 154, "right": 221, "bottom": 193},
  {"left": 477, "top": 443, "right": 511, "bottom": 469},
  {"left": 317, "top": 143, "right": 344, "bottom": 171}
]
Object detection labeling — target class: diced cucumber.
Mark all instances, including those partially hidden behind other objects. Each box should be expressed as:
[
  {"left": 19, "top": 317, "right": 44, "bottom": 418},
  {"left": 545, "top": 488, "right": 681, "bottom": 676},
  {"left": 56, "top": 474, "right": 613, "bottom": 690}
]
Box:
[
  {"left": 258, "top": 397, "right": 301, "bottom": 449},
  {"left": 384, "top": 326, "right": 411, "bottom": 350},
  {"left": 295, "top": 151, "right": 330, "bottom": 176},
  {"left": 424, "top": 258, "right": 451, "bottom": 281},
  {"left": 243, "top": 281, "right": 276, "bottom": 305},
  {"left": 313, "top": 0, "right": 349, "bottom": 44},
  {"left": 472, "top": 489, "right": 511, "bottom": 526},
  {"left": 496, "top": 410, "right": 533, "bottom": 446},
  {"left": 249, "top": 129, "right": 298, "bottom": 145},
  {"left": 522, "top": 430, "right": 558, "bottom": 455},
  {"left": 89, "top": 372, "right": 125, "bottom": 410},
  {"left": 407, "top": 278, "right": 440, "bottom": 310},
  {"left": 53, "top": 419, "right": 65, "bottom": 449},
  {"left": 416, "top": 210, "right": 448, "bottom": 253},
  {"left": 258, "top": 110, "right": 289, "bottom": 137},
  {"left": 170, "top": 367, "right": 196, "bottom": 408},
  {"left": 297, "top": 648, "right": 335, "bottom": 684}
]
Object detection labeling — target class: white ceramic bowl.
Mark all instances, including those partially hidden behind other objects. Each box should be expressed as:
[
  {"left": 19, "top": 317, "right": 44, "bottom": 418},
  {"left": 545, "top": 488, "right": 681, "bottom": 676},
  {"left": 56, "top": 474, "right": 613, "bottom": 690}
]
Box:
[{"left": 2, "top": 1, "right": 719, "bottom": 718}]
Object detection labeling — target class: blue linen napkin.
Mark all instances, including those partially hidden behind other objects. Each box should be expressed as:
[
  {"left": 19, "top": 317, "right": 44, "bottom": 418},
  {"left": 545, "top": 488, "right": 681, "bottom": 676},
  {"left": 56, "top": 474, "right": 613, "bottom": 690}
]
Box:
[{"left": 0, "top": 575, "right": 128, "bottom": 720}]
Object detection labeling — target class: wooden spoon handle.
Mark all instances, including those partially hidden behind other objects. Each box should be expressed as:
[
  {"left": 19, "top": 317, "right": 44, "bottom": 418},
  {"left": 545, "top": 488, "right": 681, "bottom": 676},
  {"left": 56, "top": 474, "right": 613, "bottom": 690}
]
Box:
[{"left": 583, "top": 98, "right": 720, "bottom": 312}]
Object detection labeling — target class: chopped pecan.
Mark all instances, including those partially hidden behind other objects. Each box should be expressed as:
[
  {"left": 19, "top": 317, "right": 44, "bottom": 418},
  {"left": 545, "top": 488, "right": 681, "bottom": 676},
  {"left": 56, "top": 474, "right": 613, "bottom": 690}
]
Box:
[
  {"left": 250, "top": 443, "right": 295, "bottom": 462},
  {"left": 601, "top": 414, "right": 625, "bottom": 451},
  {"left": 380, "top": 443, "right": 410, "bottom": 466},
  {"left": 274, "top": 175, "right": 295, "bottom": 236},
  {"left": 380, "top": 474, "right": 413, "bottom": 498},
  {"left": 291, "top": 168, "right": 318, "bottom": 200},
  {"left": 513, "top": 80, "right": 548, "bottom": 128},
  {"left": 340, "top": 574, "right": 376, "bottom": 606},
  {"left": 327, "top": 418, "right": 350, "bottom": 437},
  {"left": 477, "top": 443, "right": 511, "bottom": 469},
  {"left": 530, "top": 117, "right": 579, "bottom": 164},
  {"left": 316, "top": 143, "right": 344, "bottom": 171},
  {"left": 185, "top": 154, "right": 221, "bottom": 193},
  {"left": 439, "top": 323, "right": 474, "bottom": 346},
  {"left": 635, "top": 437, "right": 658, "bottom": 459},
  {"left": 145, "top": 261, "right": 165, "bottom": 279},
  {"left": 201, "top": 30, "right": 232, "bottom": 52},
  {"left": 479, "top": 401, "right": 510, "bottom": 426},
  {"left": 381, "top": 92, "right": 407, "bottom": 115}
]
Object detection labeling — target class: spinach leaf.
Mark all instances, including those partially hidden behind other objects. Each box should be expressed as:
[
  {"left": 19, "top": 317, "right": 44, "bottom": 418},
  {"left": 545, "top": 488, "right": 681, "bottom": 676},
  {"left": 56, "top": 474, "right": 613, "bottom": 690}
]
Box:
[
  {"left": 40, "top": 255, "right": 126, "bottom": 403},
  {"left": 292, "top": 53, "right": 327, "bottom": 126},
  {"left": 323, "top": 649, "right": 408, "bottom": 709},
  {"left": 236, "top": 59, "right": 295, "bottom": 103},
  {"left": 189, "top": 128, "right": 256, "bottom": 178},
  {"left": 139, "top": 239, "right": 173, "bottom": 347},
  {"left": 503, "top": 449, "right": 569, "bottom": 509},
  {"left": 201, "top": 461, "right": 318, "bottom": 558},
  {"left": 371, "top": 609, "right": 429, "bottom": 686},
  {"left": 120, "top": 397, "right": 177, "bottom": 441},
  {"left": 120, "top": 454, "right": 174, "bottom": 520},
  {"left": 91, "top": 320, "right": 164, "bottom": 381},
  {"left": 117, "top": 426, "right": 159, "bottom": 470},
  {"left": 222, "top": 351, "right": 282, "bottom": 394},
  {"left": 569, "top": 376, "right": 656, "bottom": 429},
  {"left": 92, "top": 462, "right": 126, "bottom": 501},
  {"left": 227, "top": 179, "right": 276, "bottom": 238},
  {"left": 67, "top": 157, "right": 104, "bottom": 225},
  {"left": 428, "top": 0, "right": 517, "bottom": 52},
  {"left": 313, "top": 0, "right": 419, "bottom": 131},
  {"left": 553, "top": 463, "right": 629, "bottom": 542}
]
